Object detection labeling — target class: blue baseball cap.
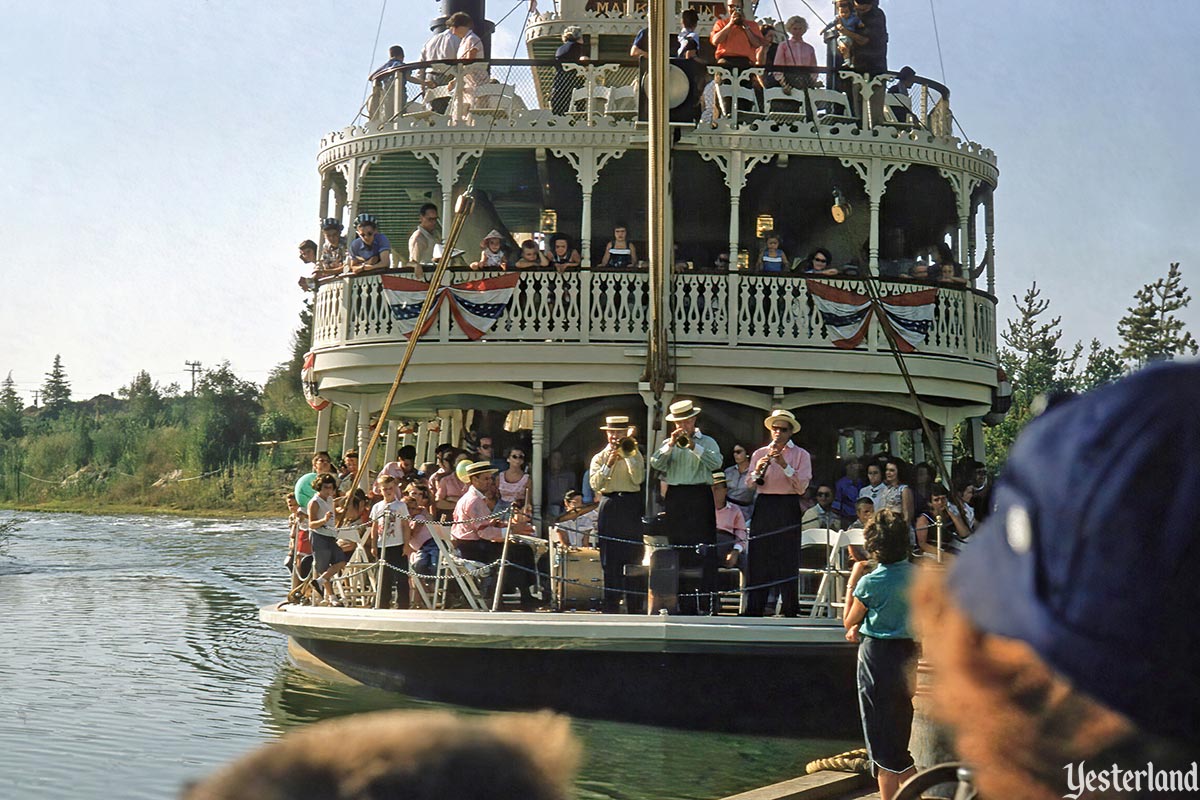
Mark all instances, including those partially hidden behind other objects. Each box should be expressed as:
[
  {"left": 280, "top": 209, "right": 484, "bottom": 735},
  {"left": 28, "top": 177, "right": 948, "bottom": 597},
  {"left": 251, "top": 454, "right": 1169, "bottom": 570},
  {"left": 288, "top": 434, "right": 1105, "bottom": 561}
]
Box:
[{"left": 948, "top": 360, "right": 1200, "bottom": 746}]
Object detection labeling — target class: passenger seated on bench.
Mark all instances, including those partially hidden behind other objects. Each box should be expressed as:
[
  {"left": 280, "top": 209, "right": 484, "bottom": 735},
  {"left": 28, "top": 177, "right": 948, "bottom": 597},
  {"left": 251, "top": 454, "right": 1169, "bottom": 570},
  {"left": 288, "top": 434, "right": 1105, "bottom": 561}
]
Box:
[
  {"left": 845, "top": 495, "right": 874, "bottom": 562},
  {"left": 711, "top": 471, "right": 747, "bottom": 568}
]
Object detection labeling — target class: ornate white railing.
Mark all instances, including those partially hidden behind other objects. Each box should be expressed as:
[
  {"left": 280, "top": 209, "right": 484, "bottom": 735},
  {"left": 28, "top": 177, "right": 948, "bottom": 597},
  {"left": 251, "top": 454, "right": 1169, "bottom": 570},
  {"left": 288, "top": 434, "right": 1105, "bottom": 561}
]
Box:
[{"left": 310, "top": 271, "right": 997, "bottom": 364}]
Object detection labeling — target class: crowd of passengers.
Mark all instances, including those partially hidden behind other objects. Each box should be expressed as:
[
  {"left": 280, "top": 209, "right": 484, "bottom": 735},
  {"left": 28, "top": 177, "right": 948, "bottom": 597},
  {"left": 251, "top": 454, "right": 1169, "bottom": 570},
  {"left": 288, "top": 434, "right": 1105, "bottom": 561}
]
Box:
[
  {"left": 284, "top": 420, "right": 993, "bottom": 612},
  {"left": 366, "top": 0, "right": 908, "bottom": 128},
  {"left": 298, "top": 212, "right": 982, "bottom": 287}
]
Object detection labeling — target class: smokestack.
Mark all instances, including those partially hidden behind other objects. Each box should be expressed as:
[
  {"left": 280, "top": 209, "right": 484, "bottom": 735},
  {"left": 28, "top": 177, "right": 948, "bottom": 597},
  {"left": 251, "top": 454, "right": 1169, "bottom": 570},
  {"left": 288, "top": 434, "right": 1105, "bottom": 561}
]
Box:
[{"left": 433, "top": 0, "right": 496, "bottom": 58}]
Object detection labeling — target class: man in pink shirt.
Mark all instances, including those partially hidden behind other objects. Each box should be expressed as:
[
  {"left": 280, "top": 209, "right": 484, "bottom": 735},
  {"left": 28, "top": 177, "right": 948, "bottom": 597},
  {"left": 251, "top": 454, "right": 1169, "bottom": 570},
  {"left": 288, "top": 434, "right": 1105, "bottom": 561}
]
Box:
[
  {"left": 452, "top": 461, "right": 538, "bottom": 610},
  {"left": 712, "top": 471, "right": 748, "bottom": 568},
  {"left": 744, "top": 409, "right": 812, "bottom": 617}
]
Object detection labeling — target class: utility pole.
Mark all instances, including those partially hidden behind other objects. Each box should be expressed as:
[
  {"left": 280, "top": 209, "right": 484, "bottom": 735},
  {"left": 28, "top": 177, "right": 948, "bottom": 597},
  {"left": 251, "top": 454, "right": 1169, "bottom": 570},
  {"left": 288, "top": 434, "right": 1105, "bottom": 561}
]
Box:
[
  {"left": 31, "top": 389, "right": 40, "bottom": 408},
  {"left": 185, "top": 360, "right": 203, "bottom": 395}
]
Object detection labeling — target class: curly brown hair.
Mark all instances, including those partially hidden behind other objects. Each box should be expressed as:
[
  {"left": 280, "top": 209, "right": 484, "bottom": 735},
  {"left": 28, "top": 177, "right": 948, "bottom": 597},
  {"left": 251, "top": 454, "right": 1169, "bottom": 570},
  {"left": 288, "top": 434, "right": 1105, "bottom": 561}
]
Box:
[{"left": 864, "top": 508, "right": 909, "bottom": 564}]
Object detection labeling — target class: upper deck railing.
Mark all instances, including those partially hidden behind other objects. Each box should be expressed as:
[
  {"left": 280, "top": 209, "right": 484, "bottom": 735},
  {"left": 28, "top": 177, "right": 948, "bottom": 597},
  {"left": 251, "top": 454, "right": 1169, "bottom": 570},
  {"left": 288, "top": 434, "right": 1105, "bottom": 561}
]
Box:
[
  {"left": 360, "top": 59, "right": 952, "bottom": 135},
  {"left": 311, "top": 270, "right": 995, "bottom": 365}
]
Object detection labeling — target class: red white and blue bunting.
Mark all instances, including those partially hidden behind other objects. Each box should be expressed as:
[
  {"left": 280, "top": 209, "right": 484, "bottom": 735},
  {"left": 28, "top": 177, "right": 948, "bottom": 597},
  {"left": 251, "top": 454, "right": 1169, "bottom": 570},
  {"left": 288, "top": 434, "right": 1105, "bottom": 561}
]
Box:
[
  {"left": 807, "top": 281, "right": 937, "bottom": 352},
  {"left": 380, "top": 273, "right": 520, "bottom": 341}
]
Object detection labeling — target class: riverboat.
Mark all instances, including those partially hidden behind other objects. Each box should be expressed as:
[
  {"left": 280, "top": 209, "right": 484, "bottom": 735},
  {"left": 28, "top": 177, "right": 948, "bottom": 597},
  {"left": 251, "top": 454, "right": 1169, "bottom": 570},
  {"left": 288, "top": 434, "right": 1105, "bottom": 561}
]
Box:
[{"left": 260, "top": 0, "right": 1001, "bottom": 735}]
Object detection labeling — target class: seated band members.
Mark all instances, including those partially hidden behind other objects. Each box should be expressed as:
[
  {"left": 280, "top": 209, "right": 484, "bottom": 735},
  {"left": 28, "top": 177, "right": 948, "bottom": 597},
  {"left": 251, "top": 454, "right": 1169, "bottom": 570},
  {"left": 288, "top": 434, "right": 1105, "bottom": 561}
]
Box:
[
  {"left": 744, "top": 409, "right": 811, "bottom": 617},
  {"left": 589, "top": 415, "right": 646, "bottom": 613},
  {"left": 347, "top": 213, "right": 391, "bottom": 273},
  {"left": 547, "top": 234, "right": 581, "bottom": 274},
  {"left": 648, "top": 399, "right": 723, "bottom": 615},
  {"left": 553, "top": 490, "right": 598, "bottom": 547},
  {"left": 712, "top": 471, "right": 748, "bottom": 569},
  {"left": 452, "top": 461, "right": 538, "bottom": 610}
]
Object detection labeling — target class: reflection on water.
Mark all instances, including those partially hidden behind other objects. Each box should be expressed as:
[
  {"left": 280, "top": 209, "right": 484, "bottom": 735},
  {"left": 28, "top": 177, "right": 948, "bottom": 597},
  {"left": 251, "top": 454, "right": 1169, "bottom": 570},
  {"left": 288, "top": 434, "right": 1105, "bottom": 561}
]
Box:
[{"left": 0, "top": 511, "right": 852, "bottom": 800}]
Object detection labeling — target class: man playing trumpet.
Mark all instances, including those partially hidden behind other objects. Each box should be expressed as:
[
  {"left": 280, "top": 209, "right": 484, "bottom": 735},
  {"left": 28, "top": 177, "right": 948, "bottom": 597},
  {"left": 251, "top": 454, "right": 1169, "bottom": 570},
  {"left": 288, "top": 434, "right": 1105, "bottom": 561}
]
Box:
[
  {"left": 744, "top": 409, "right": 811, "bottom": 617},
  {"left": 649, "top": 400, "right": 723, "bottom": 615},
  {"left": 589, "top": 415, "right": 646, "bottom": 613}
]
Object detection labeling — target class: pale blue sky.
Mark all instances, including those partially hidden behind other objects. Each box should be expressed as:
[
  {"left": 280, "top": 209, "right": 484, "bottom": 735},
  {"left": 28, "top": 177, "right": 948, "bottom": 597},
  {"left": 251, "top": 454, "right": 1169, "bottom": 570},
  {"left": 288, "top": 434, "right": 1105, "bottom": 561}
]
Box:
[{"left": 3, "top": 1, "right": 1198, "bottom": 399}]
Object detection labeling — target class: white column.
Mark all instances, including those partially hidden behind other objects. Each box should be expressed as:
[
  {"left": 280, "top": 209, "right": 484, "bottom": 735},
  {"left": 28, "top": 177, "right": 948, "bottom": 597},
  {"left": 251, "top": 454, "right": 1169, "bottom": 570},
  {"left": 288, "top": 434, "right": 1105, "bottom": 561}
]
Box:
[
  {"left": 357, "top": 397, "right": 373, "bottom": 491},
  {"left": 342, "top": 404, "right": 359, "bottom": 460},
  {"left": 985, "top": 191, "right": 996, "bottom": 295},
  {"left": 939, "top": 425, "right": 955, "bottom": 480},
  {"left": 969, "top": 417, "right": 986, "bottom": 465},
  {"left": 531, "top": 383, "right": 545, "bottom": 530},
  {"left": 888, "top": 431, "right": 901, "bottom": 455},
  {"left": 415, "top": 420, "right": 430, "bottom": 466},
  {"left": 314, "top": 407, "right": 332, "bottom": 453},
  {"left": 852, "top": 430, "right": 865, "bottom": 458},
  {"left": 385, "top": 420, "right": 399, "bottom": 465},
  {"left": 911, "top": 428, "right": 926, "bottom": 464}
]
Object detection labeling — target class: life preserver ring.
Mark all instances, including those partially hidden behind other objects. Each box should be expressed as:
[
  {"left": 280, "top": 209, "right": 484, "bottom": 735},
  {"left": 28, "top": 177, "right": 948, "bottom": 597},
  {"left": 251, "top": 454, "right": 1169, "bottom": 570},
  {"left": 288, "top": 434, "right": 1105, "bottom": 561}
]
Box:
[{"left": 301, "top": 352, "right": 330, "bottom": 411}]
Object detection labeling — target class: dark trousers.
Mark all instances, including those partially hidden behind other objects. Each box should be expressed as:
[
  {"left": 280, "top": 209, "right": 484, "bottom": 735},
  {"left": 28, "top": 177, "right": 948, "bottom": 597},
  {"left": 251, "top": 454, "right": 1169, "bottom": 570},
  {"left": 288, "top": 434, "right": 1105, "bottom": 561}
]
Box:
[
  {"left": 744, "top": 493, "right": 802, "bottom": 616},
  {"left": 598, "top": 491, "right": 644, "bottom": 613},
  {"left": 378, "top": 545, "right": 410, "bottom": 609},
  {"left": 456, "top": 539, "right": 536, "bottom": 605},
  {"left": 665, "top": 483, "right": 717, "bottom": 615}
]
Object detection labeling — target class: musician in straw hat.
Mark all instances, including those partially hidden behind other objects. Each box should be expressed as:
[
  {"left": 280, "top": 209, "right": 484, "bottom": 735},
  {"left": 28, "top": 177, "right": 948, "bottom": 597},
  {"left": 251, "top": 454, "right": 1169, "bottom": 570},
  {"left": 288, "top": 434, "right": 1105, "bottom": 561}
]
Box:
[
  {"left": 744, "top": 409, "right": 811, "bottom": 617},
  {"left": 453, "top": 460, "right": 538, "bottom": 610},
  {"left": 648, "top": 399, "right": 723, "bottom": 614},
  {"left": 589, "top": 415, "right": 646, "bottom": 613}
]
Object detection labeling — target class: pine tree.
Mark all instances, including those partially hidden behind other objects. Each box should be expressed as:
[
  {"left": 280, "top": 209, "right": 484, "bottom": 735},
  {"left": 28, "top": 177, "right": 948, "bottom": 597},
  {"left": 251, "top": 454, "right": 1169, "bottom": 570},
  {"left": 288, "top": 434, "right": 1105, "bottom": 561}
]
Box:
[
  {"left": 1077, "top": 339, "right": 1125, "bottom": 392},
  {"left": 118, "top": 370, "right": 164, "bottom": 422},
  {"left": 0, "top": 372, "right": 23, "bottom": 439},
  {"left": 985, "top": 283, "right": 1076, "bottom": 470},
  {"left": 1117, "top": 262, "right": 1198, "bottom": 367},
  {"left": 41, "top": 354, "right": 72, "bottom": 414}
]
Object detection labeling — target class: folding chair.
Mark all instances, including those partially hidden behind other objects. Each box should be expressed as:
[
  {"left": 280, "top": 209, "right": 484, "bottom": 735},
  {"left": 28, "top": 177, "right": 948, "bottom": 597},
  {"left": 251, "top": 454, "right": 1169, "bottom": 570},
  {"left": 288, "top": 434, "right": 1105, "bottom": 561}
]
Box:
[
  {"left": 798, "top": 527, "right": 837, "bottom": 613},
  {"left": 762, "top": 85, "right": 807, "bottom": 125},
  {"left": 806, "top": 87, "right": 855, "bottom": 125},
  {"left": 809, "top": 528, "right": 865, "bottom": 618},
  {"left": 426, "top": 521, "right": 492, "bottom": 611},
  {"left": 606, "top": 84, "right": 638, "bottom": 120}
]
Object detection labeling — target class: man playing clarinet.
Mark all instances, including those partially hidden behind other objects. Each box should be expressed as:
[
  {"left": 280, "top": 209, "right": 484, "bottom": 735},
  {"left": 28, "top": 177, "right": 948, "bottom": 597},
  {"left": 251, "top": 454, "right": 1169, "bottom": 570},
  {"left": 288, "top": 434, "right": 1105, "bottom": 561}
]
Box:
[
  {"left": 649, "top": 400, "right": 723, "bottom": 615},
  {"left": 589, "top": 415, "right": 646, "bottom": 613},
  {"left": 744, "top": 409, "right": 811, "bottom": 617}
]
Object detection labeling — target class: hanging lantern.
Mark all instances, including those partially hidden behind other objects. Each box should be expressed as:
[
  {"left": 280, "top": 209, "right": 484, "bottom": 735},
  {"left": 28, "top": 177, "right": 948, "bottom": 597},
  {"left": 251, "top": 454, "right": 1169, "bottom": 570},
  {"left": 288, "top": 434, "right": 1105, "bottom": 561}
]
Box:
[{"left": 831, "top": 188, "right": 853, "bottom": 223}]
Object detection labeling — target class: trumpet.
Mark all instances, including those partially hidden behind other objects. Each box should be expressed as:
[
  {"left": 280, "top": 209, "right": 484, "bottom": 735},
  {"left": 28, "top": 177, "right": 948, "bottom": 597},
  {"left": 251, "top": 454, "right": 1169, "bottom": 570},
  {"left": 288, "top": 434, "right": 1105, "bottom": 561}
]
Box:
[
  {"left": 672, "top": 429, "right": 692, "bottom": 449},
  {"left": 617, "top": 426, "right": 639, "bottom": 458}
]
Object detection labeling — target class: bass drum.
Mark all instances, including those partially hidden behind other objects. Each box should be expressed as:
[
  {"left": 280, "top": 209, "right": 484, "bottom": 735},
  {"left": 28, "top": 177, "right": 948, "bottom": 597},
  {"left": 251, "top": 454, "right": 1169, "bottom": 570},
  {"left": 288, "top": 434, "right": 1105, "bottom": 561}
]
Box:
[{"left": 552, "top": 544, "right": 603, "bottom": 610}]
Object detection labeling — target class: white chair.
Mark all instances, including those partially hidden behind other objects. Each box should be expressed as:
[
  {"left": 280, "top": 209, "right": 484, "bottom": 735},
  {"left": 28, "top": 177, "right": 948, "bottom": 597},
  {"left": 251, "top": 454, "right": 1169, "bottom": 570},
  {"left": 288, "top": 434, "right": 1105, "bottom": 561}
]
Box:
[
  {"left": 568, "top": 84, "right": 607, "bottom": 119},
  {"left": 471, "top": 83, "right": 524, "bottom": 119},
  {"left": 807, "top": 88, "right": 855, "bottom": 125},
  {"left": 762, "top": 86, "right": 807, "bottom": 125},
  {"left": 797, "top": 527, "right": 837, "bottom": 611},
  {"left": 717, "top": 80, "right": 761, "bottom": 123},
  {"left": 606, "top": 84, "right": 638, "bottom": 119},
  {"left": 884, "top": 91, "right": 917, "bottom": 126},
  {"left": 426, "top": 521, "right": 492, "bottom": 611},
  {"left": 808, "top": 527, "right": 865, "bottom": 618}
]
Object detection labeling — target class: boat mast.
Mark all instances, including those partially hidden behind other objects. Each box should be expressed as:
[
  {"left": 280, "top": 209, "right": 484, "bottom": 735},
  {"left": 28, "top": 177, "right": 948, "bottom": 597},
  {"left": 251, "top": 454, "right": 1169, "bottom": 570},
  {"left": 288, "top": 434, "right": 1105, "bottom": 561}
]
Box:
[{"left": 642, "top": 0, "right": 674, "bottom": 398}]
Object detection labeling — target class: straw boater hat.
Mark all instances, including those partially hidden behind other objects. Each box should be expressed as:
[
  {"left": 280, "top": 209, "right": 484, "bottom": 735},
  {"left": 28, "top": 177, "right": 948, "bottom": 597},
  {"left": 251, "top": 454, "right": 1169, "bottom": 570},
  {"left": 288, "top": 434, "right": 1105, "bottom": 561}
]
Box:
[
  {"left": 480, "top": 229, "right": 504, "bottom": 248},
  {"left": 599, "top": 415, "right": 631, "bottom": 431},
  {"left": 764, "top": 409, "right": 801, "bottom": 434},
  {"left": 463, "top": 460, "right": 499, "bottom": 479},
  {"left": 711, "top": 470, "right": 727, "bottom": 486},
  {"left": 665, "top": 399, "right": 701, "bottom": 422}
]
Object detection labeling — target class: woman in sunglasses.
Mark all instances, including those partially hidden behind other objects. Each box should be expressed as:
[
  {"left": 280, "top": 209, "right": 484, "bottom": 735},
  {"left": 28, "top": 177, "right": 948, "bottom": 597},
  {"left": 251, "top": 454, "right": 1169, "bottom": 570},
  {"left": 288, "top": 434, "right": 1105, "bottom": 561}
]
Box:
[{"left": 498, "top": 446, "right": 531, "bottom": 509}]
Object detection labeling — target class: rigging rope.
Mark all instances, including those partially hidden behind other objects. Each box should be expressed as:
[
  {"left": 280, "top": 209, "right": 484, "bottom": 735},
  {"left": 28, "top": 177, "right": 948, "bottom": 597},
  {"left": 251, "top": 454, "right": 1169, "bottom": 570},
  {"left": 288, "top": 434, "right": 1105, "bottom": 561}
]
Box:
[{"left": 358, "top": 0, "right": 390, "bottom": 113}]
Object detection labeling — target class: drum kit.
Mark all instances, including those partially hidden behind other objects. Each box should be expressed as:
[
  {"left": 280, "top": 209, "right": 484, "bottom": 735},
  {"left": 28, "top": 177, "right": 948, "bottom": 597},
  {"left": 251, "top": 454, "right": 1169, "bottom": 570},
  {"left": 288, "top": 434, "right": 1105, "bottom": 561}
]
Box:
[{"left": 550, "top": 502, "right": 602, "bottom": 609}]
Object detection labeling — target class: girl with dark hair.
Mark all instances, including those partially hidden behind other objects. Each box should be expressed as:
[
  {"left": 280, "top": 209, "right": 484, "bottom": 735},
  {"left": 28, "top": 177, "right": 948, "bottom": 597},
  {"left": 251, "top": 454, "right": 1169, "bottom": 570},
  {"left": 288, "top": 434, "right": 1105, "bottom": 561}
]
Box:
[
  {"left": 843, "top": 509, "right": 918, "bottom": 800},
  {"left": 548, "top": 234, "right": 581, "bottom": 274},
  {"left": 801, "top": 247, "right": 838, "bottom": 275},
  {"left": 307, "top": 473, "right": 349, "bottom": 599},
  {"left": 598, "top": 223, "right": 638, "bottom": 270},
  {"left": 879, "top": 459, "right": 914, "bottom": 530}
]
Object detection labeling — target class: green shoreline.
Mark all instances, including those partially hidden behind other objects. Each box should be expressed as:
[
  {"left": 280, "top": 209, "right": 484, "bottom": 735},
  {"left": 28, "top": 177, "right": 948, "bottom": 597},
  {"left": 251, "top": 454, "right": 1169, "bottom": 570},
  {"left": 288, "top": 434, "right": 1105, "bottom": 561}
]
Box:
[{"left": 0, "top": 500, "right": 284, "bottom": 521}]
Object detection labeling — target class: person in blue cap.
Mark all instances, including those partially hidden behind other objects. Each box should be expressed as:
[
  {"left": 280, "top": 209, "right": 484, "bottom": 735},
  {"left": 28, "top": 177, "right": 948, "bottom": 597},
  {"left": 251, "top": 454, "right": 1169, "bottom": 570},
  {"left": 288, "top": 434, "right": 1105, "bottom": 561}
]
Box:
[{"left": 913, "top": 360, "right": 1200, "bottom": 800}]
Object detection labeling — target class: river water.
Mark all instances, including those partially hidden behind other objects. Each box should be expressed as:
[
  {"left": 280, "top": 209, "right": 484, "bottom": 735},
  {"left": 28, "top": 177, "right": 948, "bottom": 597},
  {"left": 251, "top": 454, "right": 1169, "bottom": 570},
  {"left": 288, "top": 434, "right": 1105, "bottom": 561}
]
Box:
[{"left": 0, "top": 511, "right": 852, "bottom": 799}]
